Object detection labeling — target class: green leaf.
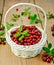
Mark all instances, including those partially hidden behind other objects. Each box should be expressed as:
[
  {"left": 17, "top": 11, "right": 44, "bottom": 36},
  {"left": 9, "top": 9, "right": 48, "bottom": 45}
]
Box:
[
  {"left": 22, "top": 30, "right": 30, "bottom": 36},
  {"left": 43, "top": 47, "right": 50, "bottom": 53},
  {"left": 30, "top": 14, "right": 37, "bottom": 20},
  {"left": 0, "top": 30, "right": 5, "bottom": 36},
  {"left": 9, "top": 23, "right": 14, "bottom": 26},
  {"left": 24, "top": 7, "right": 31, "bottom": 12},
  {"left": 11, "top": 18, "right": 16, "bottom": 22},
  {"left": 48, "top": 43, "right": 52, "bottom": 49},
  {"left": 36, "top": 19, "right": 42, "bottom": 23},
  {"left": 19, "top": 35, "right": 24, "bottom": 41},
  {"left": 46, "top": 12, "right": 53, "bottom": 19},
  {"left": 12, "top": 14, "right": 20, "bottom": 18},
  {"left": 12, "top": 14, "right": 20, "bottom": 22},
  {"left": 24, "top": 7, "right": 31, "bottom": 16},
  {"left": 30, "top": 20, "right": 35, "bottom": 24},
  {"left": 24, "top": 33, "right": 30, "bottom": 36},
  {"left": 14, "top": 32, "right": 21, "bottom": 37},
  {"left": 30, "top": 14, "right": 37, "bottom": 24},
  {"left": 20, "top": 25, "right": 23, "bottom": 32},
  {"left": 6, "top": 22, "right": 14, "bottom": 30},
  {"left": 2, "top": 38, "right": 6, "bottom": 41},
  {"left": 51, "top": 48, "right": 54, "bottom": 56},
  {"left": 0, "top": 13, "right": 2, "bottom": 16},
  {"left": 7, "top": 22, "right": 14, "bottom": 26},
  {"left": 22, "top": 30, "right": 28, "bottom": 35},
  {"left": 6, "top": 24, "right": 10, "bottom": 30},
  {"left": 24, "top": 12, "right": 27, "bottom": 16}
]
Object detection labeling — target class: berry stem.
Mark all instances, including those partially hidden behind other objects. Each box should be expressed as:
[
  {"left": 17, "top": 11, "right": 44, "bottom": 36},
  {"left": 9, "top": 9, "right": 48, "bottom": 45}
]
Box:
[{"left": 46, "top": 40, "right": 48, "bottom": 45}]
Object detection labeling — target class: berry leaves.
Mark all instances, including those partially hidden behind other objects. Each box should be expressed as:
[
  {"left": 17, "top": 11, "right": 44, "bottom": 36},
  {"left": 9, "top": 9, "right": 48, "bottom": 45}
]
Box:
[
  {"left": 43, "top": 47, "right": 50, "bottom": 53},
  {"left": 0, "top": 30, "right": 5, "bottom": 36},
  {"left": 43, "top": 43, "right": 54, "bottom": 57},
  {"left": 11, "top": 14, "right": 20, "bottom": 22},
  {"left": 46, "top": 12, "right": 54, "bottom": 19},
  {"left": 14, "top": 25, "right": 30, "bottom": 41},
  {"left": 30, "top": 13, "right": 42, "bottom": 24},
  {"left": 48, "top": 43, "right": 52, "bottom": 49},
  {"left": 6, "top": 22, "right": 14, "bottom": 30},
  {"left": 51, "top": 48, "right": 54, "bottom": 56}
]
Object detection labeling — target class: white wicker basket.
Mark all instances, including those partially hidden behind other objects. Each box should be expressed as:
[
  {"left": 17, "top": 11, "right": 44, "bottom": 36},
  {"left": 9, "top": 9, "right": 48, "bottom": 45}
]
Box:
[{"left": 4, "top": 3, "right": 47, "bottom": 58}]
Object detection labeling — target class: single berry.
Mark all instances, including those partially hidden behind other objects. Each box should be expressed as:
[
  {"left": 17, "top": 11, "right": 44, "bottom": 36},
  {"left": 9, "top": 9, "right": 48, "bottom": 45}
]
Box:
[
  {"left": 15, "top": 40, "right": 18, "bottom": 44},
  {"left": 2, "top": 41, "right": 6, "bottom": 45},
  {"left": 28, "top": 16, "right": 30, "bottom": 19},
  {"left": 16, "top": 8, "right": 18, "bottom": 11},
  {"left": 43, "top": 52, "right": 48, "bottom": 57},
  {"left": 51, "top": 25, "right": 54, "bottom": 31},
  {"left": 49, "top": 55, "right": 53, "bottom": 60},
  {"left": 21, "top": 12, "right": 24, "bottom": 15},
  {"left": 42, "top": 56, "right": 47, "bottom": 62},
  {"left": 46, "top": 58, "right": 51, "bottom": 63}
]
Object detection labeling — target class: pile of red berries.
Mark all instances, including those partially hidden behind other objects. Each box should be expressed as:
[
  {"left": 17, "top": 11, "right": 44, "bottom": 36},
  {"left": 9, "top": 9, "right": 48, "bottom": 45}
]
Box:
[
  {"left": 10, "top": 26, "right": 42, "bottom": 45},
  {"left": 42, "top": 52, "right": 53, "bottom": 63},
  {"left": 51, "top": 24, "right": 54, "bottom": 36}
]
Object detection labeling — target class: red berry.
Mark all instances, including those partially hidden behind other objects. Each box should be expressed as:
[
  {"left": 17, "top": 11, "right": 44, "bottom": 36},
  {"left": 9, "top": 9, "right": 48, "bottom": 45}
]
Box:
[
  {"left": 32, "top": 39, "right": 36, "bottom": 42},
  {"left": 16, "top": 8, "right": 18, "bottom": 11},
  {"left": 28, "top": 16, "right": 30, "bottom": 19},
  {"left": 43, "top": 52, "right": 48, "bottom": 57},
  {"left": 42, "top": 56, "right": 47, "bottom": 62},
  {"left": 2, "top": 41, "right": 6, "bottom": 45},
  {"left": 49, "top": 55, "right": 53, "bottom": 60},
  {"left": 51, "top": 25, "right": 54, "bottom": 31},
  {"left": 46, "top": 58, "right": 51, "bottom": 63},
  {"left": 11, "top": 37, "right": 14, "bottom": 40},
  {"left": 21, "top": 40, "right": 24, "bottom": 43},
  {"left": 15, "top": 40, "right": 18, "bottom": 44},
  {"left": 51, "top": 27, "right": 54, "bottom": 31},
  {"left": 30, "top": 36, "right": 33, "bottom": 38}
]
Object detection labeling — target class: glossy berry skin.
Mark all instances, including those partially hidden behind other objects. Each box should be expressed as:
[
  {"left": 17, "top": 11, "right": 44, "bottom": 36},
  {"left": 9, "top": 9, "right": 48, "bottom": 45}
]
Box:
[
  {"left": 43, "top": 52, "right": 48, "bottom": 57},
  {"left": 51, "top": 25, "right": 54, "bottom": 31},
  {"left": 46, "top": 58, "right": 51, "bottom": 63},
  {"left": 49, "top": 55, "right": 53, "bottom": 60},
  {"left": 42, "top": 57, "right": 47, "bottom": 62}
]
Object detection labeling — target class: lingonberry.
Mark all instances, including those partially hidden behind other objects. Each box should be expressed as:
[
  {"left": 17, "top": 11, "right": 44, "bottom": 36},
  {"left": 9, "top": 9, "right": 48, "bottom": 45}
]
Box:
[
  {"left": 42, "top": 56, "right": 47, "bottom": 62},
  {"left": 16, "top": 8, "right": 18, "bottom": 11},
  {"left": 49, "top": 55, "right": 53, "bottom": 60},
  {"left": 43, "top": 52, "right": 48, "bottom": 57},
  {"left": 28, "top": 16, "right": 30, "bottom": 19},
  {"left": 46, "top": 58, "right": 51, "bottom": 63}
]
